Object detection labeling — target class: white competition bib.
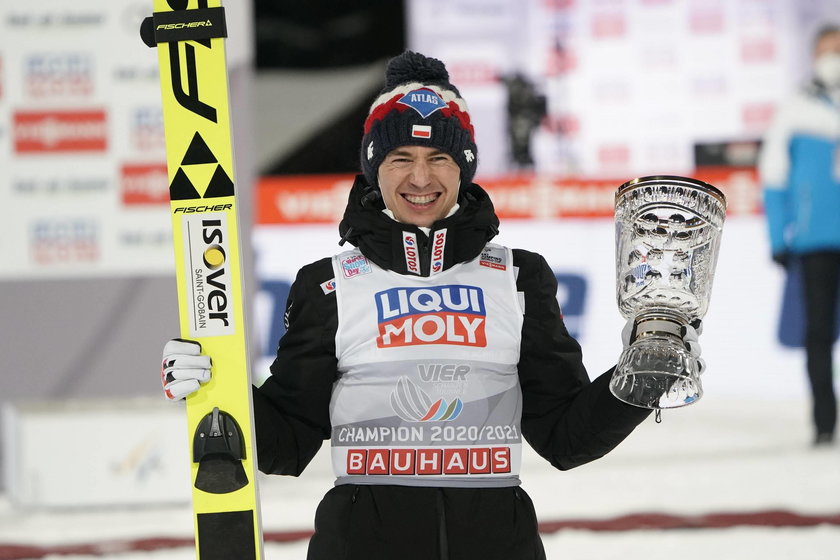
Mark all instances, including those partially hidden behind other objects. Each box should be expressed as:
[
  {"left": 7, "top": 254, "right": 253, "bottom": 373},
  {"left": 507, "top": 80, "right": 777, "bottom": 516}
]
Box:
[{"left": 329, "top": 244, "right": 525, "bottom": 487}]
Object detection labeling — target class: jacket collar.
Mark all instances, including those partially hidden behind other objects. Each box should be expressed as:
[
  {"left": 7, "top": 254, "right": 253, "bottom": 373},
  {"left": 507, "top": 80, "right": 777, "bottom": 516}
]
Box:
[{"left": 338, "top": 175, "right": 500, "bottom": 276}]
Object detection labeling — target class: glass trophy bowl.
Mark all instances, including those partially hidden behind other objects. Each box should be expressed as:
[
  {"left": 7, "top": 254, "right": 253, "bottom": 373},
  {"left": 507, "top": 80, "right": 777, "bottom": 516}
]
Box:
[{"left": 611, "top": 176, "right": 726, "bottom": 409}]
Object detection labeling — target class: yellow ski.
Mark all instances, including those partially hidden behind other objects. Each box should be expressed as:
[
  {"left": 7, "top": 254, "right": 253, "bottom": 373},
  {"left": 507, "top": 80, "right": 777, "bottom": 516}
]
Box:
[{"left": 141, "top": 2, "right": 263, "bottom": 558}]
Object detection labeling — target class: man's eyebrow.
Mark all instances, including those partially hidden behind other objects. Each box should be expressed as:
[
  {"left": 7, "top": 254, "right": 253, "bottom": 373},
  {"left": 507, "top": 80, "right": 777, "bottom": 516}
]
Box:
[{"left": 386, "top": 148, "right": 451, "bottom": 159}]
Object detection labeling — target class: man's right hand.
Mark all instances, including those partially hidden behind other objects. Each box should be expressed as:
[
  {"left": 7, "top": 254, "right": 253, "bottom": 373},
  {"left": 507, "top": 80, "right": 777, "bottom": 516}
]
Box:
[{"left": 161, "top": 339, "right": 212, "bottom": 401}]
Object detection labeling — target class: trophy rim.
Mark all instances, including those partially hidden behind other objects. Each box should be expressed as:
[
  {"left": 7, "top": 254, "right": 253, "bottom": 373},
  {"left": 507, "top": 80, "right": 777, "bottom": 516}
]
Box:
[{"left": 615, "top": 175, "right": 727, "bottom": 207}]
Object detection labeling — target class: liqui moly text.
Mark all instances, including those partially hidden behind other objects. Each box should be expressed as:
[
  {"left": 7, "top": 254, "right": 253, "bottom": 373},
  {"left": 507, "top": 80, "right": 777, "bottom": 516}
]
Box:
[{"left": 375, "top": 285, "right": 486, "bottom": 347}]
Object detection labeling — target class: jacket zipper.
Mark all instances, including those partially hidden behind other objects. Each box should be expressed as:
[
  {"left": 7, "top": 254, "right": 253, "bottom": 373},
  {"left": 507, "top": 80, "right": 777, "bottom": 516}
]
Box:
[
  {"left": 437, "top": 488, "right": 449, "bottom": 560},
  {"left": 419, "top": 234, "right": 430, "bottom": 276}
]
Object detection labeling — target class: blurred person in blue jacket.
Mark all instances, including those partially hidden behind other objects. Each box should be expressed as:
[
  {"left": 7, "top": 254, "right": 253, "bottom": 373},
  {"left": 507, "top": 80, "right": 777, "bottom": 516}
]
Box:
[{"left": 759, "top": 24, "right": 840, "bottom": 447}]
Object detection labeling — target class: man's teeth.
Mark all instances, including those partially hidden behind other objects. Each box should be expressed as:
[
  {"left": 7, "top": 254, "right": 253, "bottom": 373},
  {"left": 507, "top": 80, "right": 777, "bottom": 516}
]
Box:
[{"left": 404, "top": 193, "right": 439, "bottom": 204}]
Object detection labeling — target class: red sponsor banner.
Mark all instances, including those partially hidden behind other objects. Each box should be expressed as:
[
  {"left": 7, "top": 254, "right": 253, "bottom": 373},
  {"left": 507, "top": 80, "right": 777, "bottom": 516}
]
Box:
[
  {"left": 742, "top": 102, "right": 775, "bottom": 131},
  {"left": 689, "top": 8, "right": 724, "bottom": 34},
  {"left": 741, "top": 38, "right": 776, "bottom": 63},
  {"left": 445, "top": 61, "right": 499, "bottom": 85},
  {"left": 121, "top": 163, "right": 169, "bottom": 205},
  {"left": 544, "top": 114, "right": 580, "bottom": 135},
  {"left": 14, "top": 110, "right": 107, "bottom": 153},
  {"left": 546, "top": 46, "right": 577, "bottom": 75},
  {"left": 543, "top": 0, "right": 575, "bottom": 8},
  {"left": 255, "top": 167, "right": 761, "bottom": 224},
  {"left": 591, "top": 13, "right": 626, "bottom": 39},
  {"left": 598, "top": 144, "right": 631, "bottom": 167},
  {"left": 256, "top": 174, "right": 353, "bottom": 224}
]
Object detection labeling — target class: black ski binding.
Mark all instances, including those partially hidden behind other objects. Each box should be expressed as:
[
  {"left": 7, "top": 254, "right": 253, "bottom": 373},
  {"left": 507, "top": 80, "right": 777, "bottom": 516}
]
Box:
[{"left": 193, "top": 407, "right": 248, "bottom": 494}]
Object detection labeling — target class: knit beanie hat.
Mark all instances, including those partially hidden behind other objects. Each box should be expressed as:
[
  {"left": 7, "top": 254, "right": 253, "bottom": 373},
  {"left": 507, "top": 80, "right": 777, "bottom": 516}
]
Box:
[{"left": 360, "top": 51, "right": 479, "bottom": 189}]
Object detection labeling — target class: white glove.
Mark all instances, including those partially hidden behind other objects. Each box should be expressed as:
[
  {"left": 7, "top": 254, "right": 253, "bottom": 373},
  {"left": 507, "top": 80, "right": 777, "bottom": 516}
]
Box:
[
  {"left": 621, "top": 318, "right": 705, "bottom": 374},
  {"left": 681, "top": 321, "right": 705, "bottom": 374},
  {"left": 161, "top": 339, "right": 212, "bottom": 401}
]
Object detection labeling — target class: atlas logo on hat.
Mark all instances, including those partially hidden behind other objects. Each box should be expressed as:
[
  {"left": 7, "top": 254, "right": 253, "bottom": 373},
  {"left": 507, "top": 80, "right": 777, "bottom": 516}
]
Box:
[{"left": 398, "top": 88, "right": 446, "bottom": 118}]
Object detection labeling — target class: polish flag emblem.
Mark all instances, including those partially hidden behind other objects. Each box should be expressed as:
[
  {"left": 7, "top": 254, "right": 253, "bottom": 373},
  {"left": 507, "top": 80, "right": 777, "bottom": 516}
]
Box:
[{"left": 411, "top": 124, "right": 432, "bottom": 139}]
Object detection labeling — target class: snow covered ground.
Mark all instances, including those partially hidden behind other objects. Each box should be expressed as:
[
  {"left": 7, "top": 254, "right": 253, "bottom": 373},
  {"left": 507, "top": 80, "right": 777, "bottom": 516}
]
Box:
[{"left": 1, "top": 395, "right": 838, "bottom": 559}]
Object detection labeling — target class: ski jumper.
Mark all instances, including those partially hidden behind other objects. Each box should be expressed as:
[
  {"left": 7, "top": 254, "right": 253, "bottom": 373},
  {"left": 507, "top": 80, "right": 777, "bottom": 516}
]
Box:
[{"left": 251, "top": 176, "right": 651, "bottom": 560}]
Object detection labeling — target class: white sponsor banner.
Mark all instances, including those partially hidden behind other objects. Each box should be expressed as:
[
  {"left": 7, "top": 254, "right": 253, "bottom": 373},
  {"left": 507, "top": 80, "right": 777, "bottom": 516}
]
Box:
[
  {"left": 0, "top": 1, "right": 251, "bottom": 279},
  {"left": 408, "top": 0, "right": 840, "bottom": 178}
]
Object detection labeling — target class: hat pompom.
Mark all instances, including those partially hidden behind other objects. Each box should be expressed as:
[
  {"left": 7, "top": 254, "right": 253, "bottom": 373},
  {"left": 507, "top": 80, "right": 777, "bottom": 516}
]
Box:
[{"left": 384, "top": 51, "right": 450, "bottom": 90}]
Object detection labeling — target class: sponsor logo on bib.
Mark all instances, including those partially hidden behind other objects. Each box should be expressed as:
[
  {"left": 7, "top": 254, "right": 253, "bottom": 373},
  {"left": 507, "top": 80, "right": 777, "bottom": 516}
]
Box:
[
  {"left": 341, "top": 254, "right": 372, "bottom": 278},
  {"left": 345, "top": 446, "right": 511, "bottom": 476},
  {"left": 375, "top": 285, "right": 486, "bottom": 347}
]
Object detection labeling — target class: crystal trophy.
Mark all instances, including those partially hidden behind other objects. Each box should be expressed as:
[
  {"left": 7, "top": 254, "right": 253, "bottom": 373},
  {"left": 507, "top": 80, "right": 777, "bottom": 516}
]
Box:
[{"left": 611, "top": 176, "right": 726, "bottom": 409}]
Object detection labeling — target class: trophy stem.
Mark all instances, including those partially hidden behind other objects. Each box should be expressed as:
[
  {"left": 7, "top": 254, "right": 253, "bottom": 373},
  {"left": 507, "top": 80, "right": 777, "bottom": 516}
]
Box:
[{"left": 633, "top": 311, "right": 688, "bottom": 336}]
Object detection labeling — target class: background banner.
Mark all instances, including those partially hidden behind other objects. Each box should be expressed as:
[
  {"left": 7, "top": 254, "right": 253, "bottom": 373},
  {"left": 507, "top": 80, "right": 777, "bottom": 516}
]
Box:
[{"left": 0, "top": 1, "right": 251, "bottom": 279}]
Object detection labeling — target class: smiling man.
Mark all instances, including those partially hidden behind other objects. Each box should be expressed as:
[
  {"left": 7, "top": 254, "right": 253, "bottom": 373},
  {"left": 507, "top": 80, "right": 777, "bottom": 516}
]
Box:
[
  {"left": 377, "top": 146, "right": 461, "bottom": 227},
  {"left": 161, "top": 51, "right": 704, "bottom": 560}
]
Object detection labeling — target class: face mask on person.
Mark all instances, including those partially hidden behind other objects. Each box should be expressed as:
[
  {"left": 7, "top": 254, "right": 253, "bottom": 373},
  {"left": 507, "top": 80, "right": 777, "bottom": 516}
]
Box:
[{"left": 814, "top": 52, "right": 840, "bottom": 88}]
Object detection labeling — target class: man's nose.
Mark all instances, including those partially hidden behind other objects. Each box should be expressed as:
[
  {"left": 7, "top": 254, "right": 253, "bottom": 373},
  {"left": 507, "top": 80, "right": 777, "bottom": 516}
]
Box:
[{"left": 409, "top": 160, "right": 432, "bottom": 186}]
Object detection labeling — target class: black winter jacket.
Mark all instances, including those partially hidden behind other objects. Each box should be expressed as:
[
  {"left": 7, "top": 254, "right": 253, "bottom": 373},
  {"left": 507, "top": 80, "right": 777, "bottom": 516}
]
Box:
[{"left": 252, "top": 175, "right": 650, "bottom": 560}]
